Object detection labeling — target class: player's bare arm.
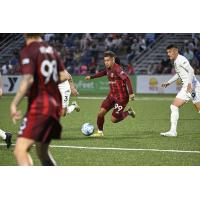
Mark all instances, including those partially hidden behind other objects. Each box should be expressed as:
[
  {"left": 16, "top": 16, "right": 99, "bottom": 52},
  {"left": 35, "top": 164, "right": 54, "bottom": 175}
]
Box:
[
  {"left": 161, "top": 74, "right": 179, "bottom": 88},
  {"left": 10, "top": 74, "right": 34, "bottom": 124},
  {"left": 85, "top": 70, "right": 107, "bottom": 80},
  {"left": 85, "top": 76, "right": 91, "bottom": 80},
  {"left": 69, "top": 79, "right": 79, "bottom": 96},
  {"left": 59, "top": 70, "right": 72, "bottom": 83},
  {"left": 186, "top": 66, "right": 194, "bottom": 93}
]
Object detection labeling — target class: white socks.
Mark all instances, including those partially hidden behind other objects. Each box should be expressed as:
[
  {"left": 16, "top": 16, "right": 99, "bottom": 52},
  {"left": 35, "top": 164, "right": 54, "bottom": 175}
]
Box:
[
  {"left": 170, "top": 104, "right": 179, "bottom": 132},
  {"left": 67, "top": 105, "right": 76, "bottom": 114},
  {"left": 0, "top": 129, "right": 6, "bottom": 140}
]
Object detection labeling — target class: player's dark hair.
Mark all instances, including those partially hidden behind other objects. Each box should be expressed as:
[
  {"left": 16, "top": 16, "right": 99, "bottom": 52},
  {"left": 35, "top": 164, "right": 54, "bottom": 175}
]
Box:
[
  {"left": 166, "top": 44, "right": 178, "bottom": 50},
  {"left": 104, "top": 51, "right": 116, "bottom": 58},
  {"left": 25, "top": 33, "right": 43, "bottom": 38},
  {"left": 115, "top": 57, "right": 121, "bottom": 65}
]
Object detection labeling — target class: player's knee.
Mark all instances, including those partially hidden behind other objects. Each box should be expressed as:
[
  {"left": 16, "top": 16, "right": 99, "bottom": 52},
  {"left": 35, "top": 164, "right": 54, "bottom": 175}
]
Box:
[
  {"left": 14, "top": 146, "right": 26, "bottom": 158},
  {"left": 111, "top": 116, "right": 118, "bottom": 123},
  {"left": 98, "top": 111, "right": 105, "bottom": 118},
  {"left": 170, "top": 104, "right": 178, "bottom": 111}
]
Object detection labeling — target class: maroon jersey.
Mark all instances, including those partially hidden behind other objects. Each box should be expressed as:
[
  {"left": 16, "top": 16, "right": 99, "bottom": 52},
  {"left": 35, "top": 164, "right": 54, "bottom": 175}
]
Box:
[
  {"left": 20, "top": 41, "right": 64, "bottom": 120},
  {"left": 91, "top": 64, "right": 133, "bottom": 101}
]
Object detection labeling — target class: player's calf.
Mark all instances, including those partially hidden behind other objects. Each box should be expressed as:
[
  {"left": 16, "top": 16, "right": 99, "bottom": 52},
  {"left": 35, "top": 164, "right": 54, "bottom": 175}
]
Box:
[{"left": 36, "top": 143, "right": 57, "bottom": 166}]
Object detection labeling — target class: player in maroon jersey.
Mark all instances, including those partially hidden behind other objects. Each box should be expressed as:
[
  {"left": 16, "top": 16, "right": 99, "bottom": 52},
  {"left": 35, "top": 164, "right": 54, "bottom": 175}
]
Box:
[
  {"left": 85, "top": 51, "right": 135, "bottom": 137},
  {"left": 10, "top": 34, "right": 78, "bottom": 165}
]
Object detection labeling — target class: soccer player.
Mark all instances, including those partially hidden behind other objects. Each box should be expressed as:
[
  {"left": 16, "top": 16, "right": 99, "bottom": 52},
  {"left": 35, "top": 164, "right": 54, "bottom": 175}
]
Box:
[
  {"left": 0, "top": 72, "right": 12, "bottom": 148},
  {"left": 10, "top": 33, "right": 78, "bottom": 166},
  {"left": 85, "top": 51, "right": 135, "bottom": 137},
  {"left": 160, "top": 44, "right": 200, "bottom": 137},
  {"left": 58, "top": 78, "right": 80, "bottom": 116}
]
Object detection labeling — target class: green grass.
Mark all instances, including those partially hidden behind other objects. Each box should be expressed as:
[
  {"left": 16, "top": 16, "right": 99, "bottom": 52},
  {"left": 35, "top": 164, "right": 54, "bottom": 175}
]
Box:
[{"left": 0, "top": 95, "right": 200, "bottom": 166}]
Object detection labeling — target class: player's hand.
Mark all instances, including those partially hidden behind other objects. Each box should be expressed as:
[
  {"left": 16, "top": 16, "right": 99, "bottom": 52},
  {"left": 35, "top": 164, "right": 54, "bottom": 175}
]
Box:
[
  {"left": 0, "top": 88, "right": 2, "bottom": 97},
  {"left": 161, "top": 83, "right": 170, "bottom": 88},
  {"left": 129, "top": 94, "right": 135, "bottom": 101},
  {"left": 71, "top": 87, "right": 79, "bottom": 96},
  {"left": 85, "top": 76, "right": 91, "bottom": 80},
  {"left": 10, "top": 104, "right": 22, "bottom": 124},
  {"left": 187, "top": 83, "right": 192, "bottom": 94}
]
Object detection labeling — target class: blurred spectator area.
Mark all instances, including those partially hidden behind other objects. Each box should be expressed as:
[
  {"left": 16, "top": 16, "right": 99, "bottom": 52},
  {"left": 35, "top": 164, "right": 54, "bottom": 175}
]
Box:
[{"left": 1, "top": 33, "right": 200, "bottom": 76}]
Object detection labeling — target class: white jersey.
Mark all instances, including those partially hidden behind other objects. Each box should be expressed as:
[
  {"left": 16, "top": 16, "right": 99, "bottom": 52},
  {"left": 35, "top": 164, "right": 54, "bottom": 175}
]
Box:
[
  {"left": 58, "top": 80, "right": 71, "bottom": 91},
  {"left": 167, "top": 54, "right": 200, "bottom": 104},
  {"left": 168, "top": 54, "right": 200, "bottom": 88}
]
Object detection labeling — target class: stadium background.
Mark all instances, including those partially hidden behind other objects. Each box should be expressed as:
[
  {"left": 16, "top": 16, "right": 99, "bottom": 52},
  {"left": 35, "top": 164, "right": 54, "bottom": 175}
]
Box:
[
  {"left": 1, "top": 33, "right": 200, "bottom": 95},
  {"left": 0, "top": 33, "right": 200, "bottom": 166}
]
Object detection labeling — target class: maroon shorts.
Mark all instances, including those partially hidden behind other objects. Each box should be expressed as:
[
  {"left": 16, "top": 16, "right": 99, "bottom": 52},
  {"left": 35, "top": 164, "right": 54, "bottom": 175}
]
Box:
[
  {"left": 18, "top": 113, "right": 62, "bottom": 143},
  {"left": 101, "top": 95, "right": 129, "bottom": 118}
]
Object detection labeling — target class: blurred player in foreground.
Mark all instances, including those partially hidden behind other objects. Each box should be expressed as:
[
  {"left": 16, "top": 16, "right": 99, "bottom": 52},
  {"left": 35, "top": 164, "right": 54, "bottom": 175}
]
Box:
[
  {"left": 85, "top": 51, "right": 135, "bottom": 137},
  {"left": 161, "top": 44, "right": 200, "bottom": 137},
  {"left": 0, "top": 72, "right": 12, "bottom": 148},
  {"left": 10, "top": 33, "right": 78, "bottom": 165}
]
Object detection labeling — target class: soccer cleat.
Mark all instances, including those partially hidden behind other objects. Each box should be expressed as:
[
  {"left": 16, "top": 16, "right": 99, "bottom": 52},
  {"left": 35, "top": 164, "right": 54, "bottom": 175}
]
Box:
[
  {"left": 127, "top": 107, "right": 136, "bottom": 118},
  {"left": 160, "top": 131, "right": 177, "bottom": 137},
  {"left": 4, "top": 132, "right": 12, "bottom": 148},
  {"left": 72, "top": 101, "right": 80, "bottom": 112},
  {"left": 90, "top": 131, "right": 104, "bottom": 137}
]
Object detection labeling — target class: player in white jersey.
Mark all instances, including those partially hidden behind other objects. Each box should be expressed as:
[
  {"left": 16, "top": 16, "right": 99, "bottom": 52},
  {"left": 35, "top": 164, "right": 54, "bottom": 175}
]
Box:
[
  {"left": 0, "top": 72, "right": 12, "bottom": 148},
  {"left": 160, "top": 44, "right": 200, "bottom": 137},
  {"left": 58, "top": 79, "right": 80, "bottom": 116}
]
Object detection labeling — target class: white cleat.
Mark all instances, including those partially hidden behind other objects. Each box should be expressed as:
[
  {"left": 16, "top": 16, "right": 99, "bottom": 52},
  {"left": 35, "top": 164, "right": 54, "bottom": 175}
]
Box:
[
  {"left": 72, "top": 101, "right": 80, "bottom": 112},
  {"left": 160, "top": 131, "right": 177, "bottom": 137}
]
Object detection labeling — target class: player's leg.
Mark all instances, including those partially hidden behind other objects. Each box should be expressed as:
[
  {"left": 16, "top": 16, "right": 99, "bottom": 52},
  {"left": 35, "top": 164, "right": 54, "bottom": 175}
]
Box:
[
  {"left": 160, "top": 97, "right": 186, "bottom": 137},
  {"left": 111, "top": 100, "right": 135, "bottom": 123},
  {"left": 60, "top": 88, "right": 69, "bottom": 116},
  {"left": 92, "top": 96, "right": 114, "bottom": 137},
  {"left": 35, "top": 142, "right": 56, "bottom": 166},
  {"left": 14, "top": 137, "right": 35, "bottom": 166},
  {"left": 0, "top": 129, "right": 12, "bottom": 148},
  {"left": 97, "top": 107, "right": 108, "bottom": 131},
  {"left": 192, "top": 86, "right": 200, "bottom": 113},
  {"left": 194, "top": 102, "right": 200, "bottom": 113},
  {"left": 61, "top": 89, "right": 80, "bottom": 116}
]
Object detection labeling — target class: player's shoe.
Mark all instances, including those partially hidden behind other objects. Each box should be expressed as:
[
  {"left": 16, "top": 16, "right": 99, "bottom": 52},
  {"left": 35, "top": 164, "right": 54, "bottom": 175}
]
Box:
[
  {"left": 90, "top": 130, "right": 104, "bottom": 137},
  {"left": 72, "top": 101, "right": 80, "bottom": 112},
  {"left": 160, "top": 131, "right": 177, "bottom": 137},
  {"left": 4, "top": 132, "right": 12, "bottom": 148},
  {"left": 127, "top": 107, "right": 136, "bottom": 118}
]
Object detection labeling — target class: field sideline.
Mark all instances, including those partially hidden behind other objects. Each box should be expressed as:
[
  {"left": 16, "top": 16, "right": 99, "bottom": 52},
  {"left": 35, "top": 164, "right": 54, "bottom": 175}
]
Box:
[{"left": 0, "top": 95, "right": 200, "bottom": 166}]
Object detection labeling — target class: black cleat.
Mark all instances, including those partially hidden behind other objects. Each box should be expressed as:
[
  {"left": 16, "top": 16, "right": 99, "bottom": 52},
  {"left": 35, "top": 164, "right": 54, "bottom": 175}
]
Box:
[
  {"left": 4, "top": 132, "right": 12, "bottom": 149},
  {"left": 127, "top": 107, "right": 136, "bottom": 118}
]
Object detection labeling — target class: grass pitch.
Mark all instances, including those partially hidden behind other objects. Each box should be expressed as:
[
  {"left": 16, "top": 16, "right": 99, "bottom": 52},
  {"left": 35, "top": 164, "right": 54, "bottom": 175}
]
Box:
[{"left": 0, "top": 95, "right": 200, "bottom": 166}]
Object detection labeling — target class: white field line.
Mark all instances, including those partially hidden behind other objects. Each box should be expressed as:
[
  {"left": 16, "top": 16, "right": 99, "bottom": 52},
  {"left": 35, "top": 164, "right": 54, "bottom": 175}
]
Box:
[
  {"left": 1, "top": 96, "right": 173, "bottom": 101},
  {"left": 77, "top": 97, "right": 173, "bottom": 101},
  {"left": 1, "top": 143, "right": 200, "bottom": 154}
]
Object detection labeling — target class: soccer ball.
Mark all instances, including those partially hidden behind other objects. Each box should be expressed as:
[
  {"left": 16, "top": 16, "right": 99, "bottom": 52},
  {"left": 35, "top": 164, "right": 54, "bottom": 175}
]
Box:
[{"left": 81, "top": 123, "right": 94, "bottom": 136}]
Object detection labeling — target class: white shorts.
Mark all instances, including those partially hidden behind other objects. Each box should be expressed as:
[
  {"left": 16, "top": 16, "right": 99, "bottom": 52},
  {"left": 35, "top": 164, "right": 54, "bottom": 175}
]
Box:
[
  {"left": 58, "top": 81, "right": 71, "bottom": 108},
  {"left": 176, "top": 86, "right": 200, "bottom": 104}
]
